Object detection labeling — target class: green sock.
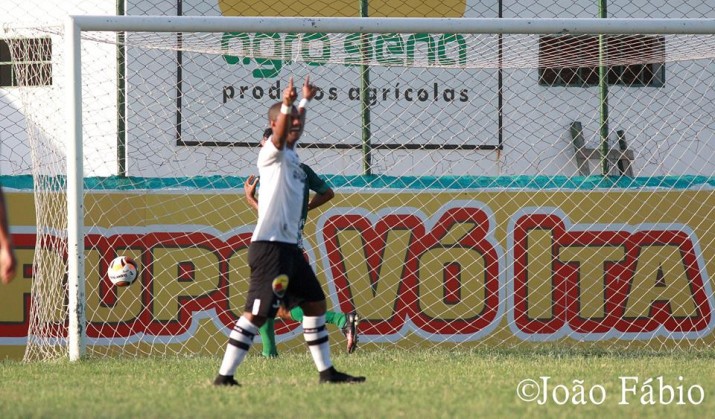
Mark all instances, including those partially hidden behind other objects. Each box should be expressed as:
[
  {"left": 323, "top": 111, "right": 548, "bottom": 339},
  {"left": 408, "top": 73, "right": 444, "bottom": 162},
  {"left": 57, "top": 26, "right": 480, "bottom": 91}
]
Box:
[
  {"left": 289, "top": 306, "right": 304, "bottom": 323},
  {"left": 291, "top": 307, "right": 346, "bottom": 329},
  {"left": 326, "top": 311, "right": 347, "bottom": 329},
  {"left": 258, "top": 317, "right": 278, "bottom": 357}
]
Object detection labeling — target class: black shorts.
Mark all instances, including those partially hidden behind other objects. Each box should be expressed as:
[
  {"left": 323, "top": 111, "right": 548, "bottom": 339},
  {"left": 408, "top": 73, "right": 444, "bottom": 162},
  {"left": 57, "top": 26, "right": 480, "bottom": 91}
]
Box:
[{"left": 244, "top": 240, "right": 325, "bottom": 318}]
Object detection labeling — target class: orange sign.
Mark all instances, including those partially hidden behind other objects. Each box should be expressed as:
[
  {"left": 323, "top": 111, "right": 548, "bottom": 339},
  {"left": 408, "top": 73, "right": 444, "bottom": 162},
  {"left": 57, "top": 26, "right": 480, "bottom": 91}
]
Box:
[{"left": 218, "top": 0, "right": 466, "bottom": 17}]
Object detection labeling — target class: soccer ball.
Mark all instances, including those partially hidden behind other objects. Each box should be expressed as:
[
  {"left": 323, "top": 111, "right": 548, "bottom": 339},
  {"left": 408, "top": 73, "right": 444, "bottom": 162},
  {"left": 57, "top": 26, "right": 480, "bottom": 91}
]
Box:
[{"left": 107, "top": 256, "right": 138, "bottom": 287}]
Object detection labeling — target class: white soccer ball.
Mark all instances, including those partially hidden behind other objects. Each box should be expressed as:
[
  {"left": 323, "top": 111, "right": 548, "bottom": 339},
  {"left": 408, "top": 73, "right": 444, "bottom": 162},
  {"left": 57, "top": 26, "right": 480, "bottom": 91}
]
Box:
[{"left": 107, "top": 256, "right": 138, "bottom": 287}]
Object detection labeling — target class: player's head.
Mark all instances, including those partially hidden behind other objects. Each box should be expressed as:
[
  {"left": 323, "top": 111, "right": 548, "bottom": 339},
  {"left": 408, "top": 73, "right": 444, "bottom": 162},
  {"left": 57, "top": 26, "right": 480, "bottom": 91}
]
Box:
[{"left": 268, "top": 102, "right": 302, "bottom": 145}]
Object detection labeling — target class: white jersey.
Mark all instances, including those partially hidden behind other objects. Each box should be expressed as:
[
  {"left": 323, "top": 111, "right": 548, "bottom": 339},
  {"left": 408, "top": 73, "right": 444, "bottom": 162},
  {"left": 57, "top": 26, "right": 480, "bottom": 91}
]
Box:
[{"left": 251, "top": 138, "right": 306, "bottom": 244}]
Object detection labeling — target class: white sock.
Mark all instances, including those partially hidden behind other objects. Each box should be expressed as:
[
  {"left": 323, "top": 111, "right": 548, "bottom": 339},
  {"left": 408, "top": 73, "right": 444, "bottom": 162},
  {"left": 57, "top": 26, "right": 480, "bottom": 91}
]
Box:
[
  {"left": 303, "top": 315, "right": 332, "bottom": 372},
  {"left": 218, "top": 316, "right": 259, "bottom": 376}
]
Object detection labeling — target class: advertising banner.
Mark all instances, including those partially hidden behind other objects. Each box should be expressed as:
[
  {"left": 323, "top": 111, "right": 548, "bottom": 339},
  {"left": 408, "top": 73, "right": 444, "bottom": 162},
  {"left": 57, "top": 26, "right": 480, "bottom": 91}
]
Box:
[{"left": 2, "top": 189, "right": 713, "bottom": 358}]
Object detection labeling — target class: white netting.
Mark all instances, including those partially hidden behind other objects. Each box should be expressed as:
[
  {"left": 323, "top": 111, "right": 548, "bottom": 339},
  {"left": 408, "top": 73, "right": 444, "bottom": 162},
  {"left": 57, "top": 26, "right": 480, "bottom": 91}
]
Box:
[{"left": 6, "top": 19, "right": 715, "bottom": 361}]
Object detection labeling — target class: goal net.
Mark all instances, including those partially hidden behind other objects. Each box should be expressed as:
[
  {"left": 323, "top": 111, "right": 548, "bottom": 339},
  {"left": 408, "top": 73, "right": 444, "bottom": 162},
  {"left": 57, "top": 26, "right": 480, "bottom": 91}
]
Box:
[{"left": 7, "top": 17, "right": 715, "bottom": 361}]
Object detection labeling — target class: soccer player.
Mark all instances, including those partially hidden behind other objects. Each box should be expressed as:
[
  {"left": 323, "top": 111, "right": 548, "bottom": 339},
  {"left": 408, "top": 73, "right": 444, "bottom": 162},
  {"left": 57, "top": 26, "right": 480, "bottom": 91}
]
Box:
[
  {"left": 0, "top": 185, "right": 16, "bottom": 285},
  {"left": 214, "top": 76, "right": 366, "bottom": 386},
  {"left": 243, "top": 137, "right": 359, "bottom": 357}
]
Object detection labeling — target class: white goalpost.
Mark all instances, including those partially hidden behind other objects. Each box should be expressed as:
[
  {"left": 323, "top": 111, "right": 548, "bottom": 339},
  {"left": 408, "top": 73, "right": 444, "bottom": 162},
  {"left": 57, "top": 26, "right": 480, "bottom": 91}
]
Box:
[
  {"left": 65, "top": 15, "right": 85, "bottom": 362},
  {"left": 13, "top": 15, "right": 715, "bottom": 361}
]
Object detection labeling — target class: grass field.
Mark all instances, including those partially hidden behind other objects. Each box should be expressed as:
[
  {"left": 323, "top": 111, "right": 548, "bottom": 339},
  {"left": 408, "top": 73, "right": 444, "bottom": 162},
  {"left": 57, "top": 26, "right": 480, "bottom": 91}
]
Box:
[{"left": 1, "top": 348, "right": 713, "bottom": 418}]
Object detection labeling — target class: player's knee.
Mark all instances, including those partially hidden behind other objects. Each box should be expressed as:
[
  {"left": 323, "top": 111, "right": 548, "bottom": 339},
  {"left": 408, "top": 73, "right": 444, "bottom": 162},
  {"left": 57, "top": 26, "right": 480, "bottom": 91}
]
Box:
[
  {"left": 244, "top": 312, "right": 268, "bottom": 327},
  {"left": 276, "top": 306, "right": 292, "bottom": 320},
  {"left": 300, "top": 300, "right": 327, "bottom": 317}
]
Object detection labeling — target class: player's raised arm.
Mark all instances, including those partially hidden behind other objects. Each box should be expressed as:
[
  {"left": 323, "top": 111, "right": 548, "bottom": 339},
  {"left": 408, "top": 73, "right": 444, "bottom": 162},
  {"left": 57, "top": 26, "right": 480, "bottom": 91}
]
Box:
[
  {"left": 298, "top": 76, "right": 318, "bottom": 138},
  {"left": 270, "top": 77, "right": 297, "bottom": 149}
]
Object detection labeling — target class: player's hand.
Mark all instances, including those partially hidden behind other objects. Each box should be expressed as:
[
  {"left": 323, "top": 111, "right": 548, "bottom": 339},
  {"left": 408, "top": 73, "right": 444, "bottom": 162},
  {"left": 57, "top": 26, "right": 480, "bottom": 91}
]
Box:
[
  {"left": 302, "top": 75, "right": 318, "bottom": 101},
  {"left": 244, "top": 175, "right": 258, "bottom": 198},
  {"left": 283, "top": 77, "right": 297, "bottom": 105},
  {"left": 0, "top": 245, "right": 16, "bottom": 285}
]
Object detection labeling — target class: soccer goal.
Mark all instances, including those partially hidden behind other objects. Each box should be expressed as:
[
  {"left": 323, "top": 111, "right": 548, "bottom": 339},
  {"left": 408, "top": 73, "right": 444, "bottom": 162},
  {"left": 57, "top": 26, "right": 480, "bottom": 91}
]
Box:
[{"left": 8, "top": 16, "right": 715, "bottom": 361}]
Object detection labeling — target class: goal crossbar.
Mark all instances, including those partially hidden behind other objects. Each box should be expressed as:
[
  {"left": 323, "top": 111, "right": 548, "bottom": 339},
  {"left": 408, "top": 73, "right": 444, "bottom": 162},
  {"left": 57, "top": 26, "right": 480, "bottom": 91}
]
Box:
[{"left": 68, "top": 15, "right": 715, "bottom": 35}]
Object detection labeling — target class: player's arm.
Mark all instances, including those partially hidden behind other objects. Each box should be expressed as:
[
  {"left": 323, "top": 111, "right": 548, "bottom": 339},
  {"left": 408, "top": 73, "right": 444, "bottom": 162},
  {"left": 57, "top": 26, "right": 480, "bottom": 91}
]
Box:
[
  {"left": 0, "top": 186, "right": 17, "bottom": 285},
  {"left": 307, "top": 187, "right": 334, "bottom": 212},
  {"left": 243, "top": 175, "right": 259, "bottom": 212},
  {"left": 297, "top": 76, "right": 318, "bottom": 138},
  {"left": 271, "top": 77, "right": 298, "bottom": 149},
  {"left": 303, "top": 164, "right": 334, "bottom": 212}
]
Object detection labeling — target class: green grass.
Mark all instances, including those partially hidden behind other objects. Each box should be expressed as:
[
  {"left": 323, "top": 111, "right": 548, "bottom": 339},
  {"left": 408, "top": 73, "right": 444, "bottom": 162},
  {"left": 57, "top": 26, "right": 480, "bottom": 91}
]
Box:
[{"left": 1, "top": 348, "right": 714, "bottom": 418}]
